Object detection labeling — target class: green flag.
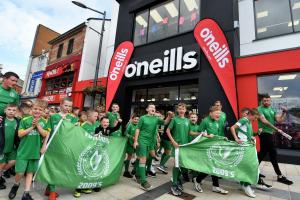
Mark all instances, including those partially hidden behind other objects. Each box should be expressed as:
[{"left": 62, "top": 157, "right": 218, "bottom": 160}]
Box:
[
  {"left": 176, "top": 136, "right": 259, "bottom": 184},
  {"left": 35, "top": 120, "right": 126, "bottom": 189}
]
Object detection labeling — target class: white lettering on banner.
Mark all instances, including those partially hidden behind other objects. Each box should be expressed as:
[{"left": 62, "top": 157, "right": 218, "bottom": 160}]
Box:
[
  {"left": 125, "top": 46, "right": 197, "bottom": 78},
  {"left": 109, "top": 48, "right": 129, "bottom": 81},
  {"left": 200, "top": 28, "right": 229, "bottom": 68},
  {"left": 212, "top": 167, "right": 235, "bottom": 178}
]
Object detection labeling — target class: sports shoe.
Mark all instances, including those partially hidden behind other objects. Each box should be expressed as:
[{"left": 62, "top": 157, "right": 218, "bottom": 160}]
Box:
[
  {"left": 49, "top": 192, "right": 57, "bottom": 200},
  {"left": 193, "top": 177, "right": 203, "bottom": 193},
  {"left": 212, "top": 186, "right": 229, "bottom": 195},
  {"left": 8, "top": 184, "right": 19, "bottom": 199},
  {"left": 93, "top": 187, "right": 101, "bottom": 192},
  {"left": 3, "top": 170, "right": 11, "bottom": 178},
  {"left": 21, "top": 192, "right": 34, "bottom": 200},
  {"left": 170, "top": 185, "right": 182, "bottom": 196},
  {"left": 73, "top": 190, "right": 81, "bottom": 198},
  {"left": 256, "top": 179, "right": 272, "bottom": 190},
  {"left": 277, "top": 176, "right": 293, "bottom": 185},
  {"left": 0, "top": 176, "right": 5, "bottom": 184},
  {"left": 0, "top": 182, "right": 6, "bottom": 189},
  {"left": 131, "top": 169, "right": 136, "bottom": 175},
  {"left": 242, "top": 185, "right": 256, "bottom": 198},
  {"left": 140, "top": 181, "right": 152, "bottom": 191},
  {"left": 157, "top": 165, "right": 168, "bottom": 174},
  {"left": 81, "top": 189, "right": 92, "bottom": 194},
  {"left": 123, "top": 171, "right": 133, "bottom": 178},
  {"left": 146, "top": 170, "right": 156, "bottom": 178}
]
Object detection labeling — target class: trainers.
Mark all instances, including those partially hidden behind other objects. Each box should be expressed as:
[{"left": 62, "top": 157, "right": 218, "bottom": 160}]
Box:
[
  {"left": 8, "top": 184, "right": 19, "bottom": 199},
  {"left": 134, "top": 175, "right": 141, "bottom": 184},
  {"left": 157, "top": 165, "right": 168, "bottom": 174},
  {"left": 170, "top": 185, "right": 182, "bottom": 196},
  {"left": 177, "top": 179, "right": 184, "bottom": 192},
  {"left": 123, "top": 171, "right": 133, "bottom": 178},
  {"left": 242, "top": 185, "right": 256, "bottom": 198},
  {"left": 0, "top": 176, "right": 5, "bottom": 184},
  {"left": 73, "top": 190, "right": 81, "bottom": 198},
  {"left": 93, "top": 187, "right": 101, "bottom": 192},
  {"left": 21, "top": 192, "right": 34, "bottom": 200},
  {"left": 131, "top": 169, "right": 136, "bottom": 176},
  {"left": 0, "top": 182, "right": 6, "bottom": 190},
  {"left": 193, "top": 177, "right": 203, "bottom": 193},
  {"left": 140, "top": 181, "right": 152, "bottom": 191},
  {"left": 277, "top": 176, "right": 293, "bottom": 185},
  {"left": 256, "top": 179, "right": 272, "bottom": 190},
  {"left": 81, "top": 189, "right": 92, "bottom": 194},
  {"left": 146, "top": 170, "right": 156, "bottom": 178},
  {"left": 212, "top": 186, "right": 229, "bottom": 195},
  {"left": 49, "top": 192, "right": 57, "bottom": 200}
]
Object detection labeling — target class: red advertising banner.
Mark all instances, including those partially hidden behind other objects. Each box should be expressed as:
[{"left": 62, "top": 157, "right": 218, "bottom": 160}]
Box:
[
  {"left": 194, "top": 19, "right": 238, "bottom": 118},
  {"left": 105, "top": 41, "right": 134, "bottom": 111}
]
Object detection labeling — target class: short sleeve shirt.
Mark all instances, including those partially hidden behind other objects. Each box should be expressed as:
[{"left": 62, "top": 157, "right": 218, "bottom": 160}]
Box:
[
  {"left": 218, "top": 111, "right": 226, "bottom": 136},
  {"left": 125, "top": 123, "right": 137, "bottom": 145},
  {"left": 257, "top": 105, "right": 276, "bottom": 134},
  {"left": 47, "top": 113, "right": 78, "bottom": 136},
  {"left": 0, "top": 84, "right": 20, "bottom": 116},
  {"left": 4, "top": 118, "right": 18, "bottom": 153},
  {"left": 17, "top": 116, "right": 49, "bottom": 160},
  {"left": 235, "top": 117, "right": 253, "bottom": 142},
  {"left": 137, "top": 115, "right": 164, "bottom": 144},
  {"left": 189, "top": 122, "right": 199, "bottom": 141},
  {"left": 168, "top": 116, "right": 190, "bottom": 145},
  {"left": 198, "top": 116, "right": 221, "bottom": 136},
  {"left": 81, "top": 121, "right": 98, "bottom": 135}
]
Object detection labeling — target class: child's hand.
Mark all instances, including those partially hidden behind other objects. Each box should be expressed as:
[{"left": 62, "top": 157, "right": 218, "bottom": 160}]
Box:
[
  {"left": 118, "top": 118, "right": 122, "bottom": 123},
  {"left": 172, "top": 142, "right": 179, "bottom": 148},
  {"left": 40, "top": 146, "right": 46, "bottom": 154},
  {"left": 258, "top": 128, "right": 262, "bottom": 135},
  {"left": 235, "top": 138, "right": 243, "bottom": 144},
  {"left": 0, "top": 116, "right": 3, "bottom": 123},
  {"left": 133, "top": 141, "right": 138, "bottom": 149},
  {"left": 205, "top": 134, "right": 214, "bottom": 138},
  {"left": 32, "top": 119, "right": 38, "bottom": 127}
]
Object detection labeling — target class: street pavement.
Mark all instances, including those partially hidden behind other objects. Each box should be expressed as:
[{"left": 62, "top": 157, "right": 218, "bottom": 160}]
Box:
[{"left": 0, "top": 160, "right": 299, "bottom": 200}]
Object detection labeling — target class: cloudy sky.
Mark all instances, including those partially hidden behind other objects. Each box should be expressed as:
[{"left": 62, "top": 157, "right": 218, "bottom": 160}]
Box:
[{"left": 0, "top": 0, "right": 113, "bottom": 80}]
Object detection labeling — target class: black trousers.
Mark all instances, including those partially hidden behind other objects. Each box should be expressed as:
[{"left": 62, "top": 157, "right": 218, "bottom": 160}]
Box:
[
  {"left": 196, "top": 173, "right": 219, "bottom": 187},
  {"left": 258, "top": 132, "right": 282, "bottom": 176}
]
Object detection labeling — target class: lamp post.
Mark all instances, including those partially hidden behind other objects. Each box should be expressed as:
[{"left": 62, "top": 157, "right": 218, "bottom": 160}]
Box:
[{"left": 72, "top": 1, "right": 106, "bottom": 108}]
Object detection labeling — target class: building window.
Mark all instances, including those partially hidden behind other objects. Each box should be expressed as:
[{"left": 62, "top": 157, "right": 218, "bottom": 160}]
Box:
[
  {"left": 45, "top": 73, "right": 74, "bottom": 96},
  {"left": 254, "top": 0, "right": 296, "bottom": 39},
  {"left": 180, "top": 84, "right": 198, "bottom": 100},
  {"left": 257, "top": 72, "right": 300, "bottom": 150},
  {"left": 133, "top": 0, "right": 200, "bottom": 46},
  {"left": 134, "top": 11, "right": 149, "bottom": 46},
  {"left": 179, "top": 0, "right": 200, "bottom": 33},
  {"left": 67, "top": 39, "right": 74, "bottom": 55},
  {"left": 57, "top": 43, "right": 64, "bottom": 59}
]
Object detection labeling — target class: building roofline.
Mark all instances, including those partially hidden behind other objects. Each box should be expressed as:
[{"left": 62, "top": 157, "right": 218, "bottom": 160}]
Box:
[{"left": 48, "top": 22, "right": 86, "bottom": 45}]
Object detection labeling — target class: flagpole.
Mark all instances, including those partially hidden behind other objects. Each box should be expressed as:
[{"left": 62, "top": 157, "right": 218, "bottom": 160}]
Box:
[{"left": 33, "top": 118, "right": 64, "bottom": 184}]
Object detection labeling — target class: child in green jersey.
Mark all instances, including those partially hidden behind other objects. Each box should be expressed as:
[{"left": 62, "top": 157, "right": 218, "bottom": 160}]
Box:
[
  {"left": 191, "top": 106, "right": 229, "bottom": 195},
  {"left": 230, "top": 108, "right": 260, "bottom": 198},
  {"left": 189, "top": 112, "right": 199, "bottom": 142},
  {"left": 134, "top": 104, "right": 170, "bottom": 191},
  {"left": 123, "top": 114, "right": 139, "bottom": 178},
  {"left": 42, "top": 98, "right": 79, "bottom": 200},
  {"left": 106, "top": 103, "right": 122, "bottom": 136},
  {"left": 8, "top": 100, "right": 49, "bottom": 200},
  {"left": 166, "top": 103, "right": 190, "bottom": 196},
  {"left": 0, "top": 104, "right": 19, "bottom": 190}
]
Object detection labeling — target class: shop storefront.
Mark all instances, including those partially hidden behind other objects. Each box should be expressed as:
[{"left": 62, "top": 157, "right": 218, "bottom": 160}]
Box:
[{"left": 113, "top": 0, "right": 238, "bottom": 127}]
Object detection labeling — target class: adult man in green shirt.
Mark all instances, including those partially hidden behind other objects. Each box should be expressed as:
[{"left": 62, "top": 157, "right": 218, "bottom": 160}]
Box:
[
  {"left": 0, "top": 72, "right": 20, "bottom": 117},
  {"left": 214, "top": 100, "right": 227, "bottom": 137},
  {"left": 257, "top": 94, "right": 293, "bottom": 185}
]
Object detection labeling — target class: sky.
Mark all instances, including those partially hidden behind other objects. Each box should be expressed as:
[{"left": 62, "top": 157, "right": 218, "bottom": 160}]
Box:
[{"left": 0, "top": 0, "right": 113, "bottom": 80}]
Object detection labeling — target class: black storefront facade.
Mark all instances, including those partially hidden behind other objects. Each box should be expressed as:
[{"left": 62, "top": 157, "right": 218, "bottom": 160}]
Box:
[{"left": 113, "top": 0, "right": 239, "bottom": 129}]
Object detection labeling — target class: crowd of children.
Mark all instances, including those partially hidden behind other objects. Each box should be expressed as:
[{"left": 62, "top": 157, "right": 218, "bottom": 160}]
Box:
[{"left": 0, "top": 96, "right": 295, "bottom": 200}]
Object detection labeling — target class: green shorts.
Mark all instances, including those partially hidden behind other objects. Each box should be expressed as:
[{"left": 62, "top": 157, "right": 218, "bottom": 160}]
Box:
[
  {"left": 161, "top": 139, "right": 172, "bottom": 151},
  {"left": 126, "top": 142, "right": 135, "bottom": 154},
  {"left": 15, "top": 159, "right": 39, "bottom": 173},
  {"left": 0, "top": 151, "right": 17, "bottom": 163},
  {"left": 136, "top": 143, "right": 152, "bottom": 157}
]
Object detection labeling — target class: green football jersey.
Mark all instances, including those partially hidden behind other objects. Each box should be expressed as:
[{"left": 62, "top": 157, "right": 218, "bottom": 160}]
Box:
[
  {"left": 168, "top": 116, "right": 190, "bottom": 145},
  {"left": 235, "top": 117, "right": 253, "bottom": 142},
  {"left": 198, "top": 116, "right": 221, "bottom": 136},
  {"left": 47, "top": 113, "right": 78, "bottom": 135},
  {"left": 125, "top": 123, "right": 138, "bottom": 145},
  {"left": 257, "top": 105, "right": 276, "bottom": 134},
  {"left": 0, "top": 84, "right": 20, "bottom": 115},
  {"left": 137, "top": 115, "right": 164, "bottom": 145},
  {"left": 4, "top": 118, "right": 18, "bottom": 153},
  {"left": 81, "top": 121, "right": 98, "bottom": 135},
  {"left": 17, "top": 116, "right": 49, "bottom": 159},
  {"left": 218, "top": 111, "right": 226, "bottom": 136},
  {"left": 189, "top": 122, "right": 199, "bottom": 142},
  {"left": 106, "top": 112, "right": 122, "bottom": 136}
]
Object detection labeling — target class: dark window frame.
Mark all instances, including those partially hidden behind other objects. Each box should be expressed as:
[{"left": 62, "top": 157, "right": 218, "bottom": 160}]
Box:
[
  {"left": 253, "top": 0, "right": 299, "bottom": 40},
  {"left": 133, "top": 0, "right": 201, "bottom": 46},
  {"left": 67, "top": 38, "right": 74, "bottom": 55},
  {"left": 57, "top": 43, "right": 64, "bottom": 59}
]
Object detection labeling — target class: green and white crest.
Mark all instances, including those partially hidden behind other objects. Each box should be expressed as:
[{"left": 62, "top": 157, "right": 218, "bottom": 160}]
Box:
[{"left": 207, "top": 142, "right": 245, "bottom": 168}]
